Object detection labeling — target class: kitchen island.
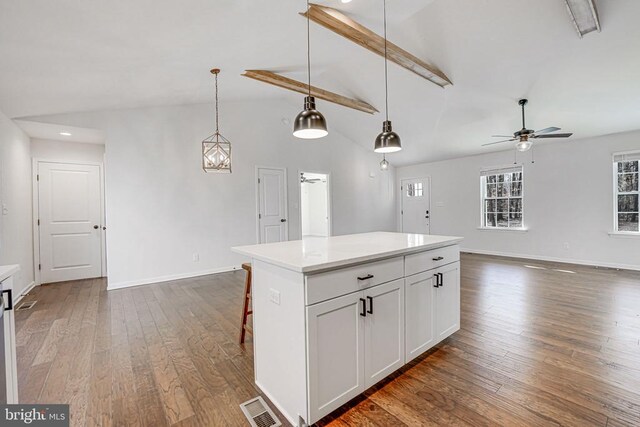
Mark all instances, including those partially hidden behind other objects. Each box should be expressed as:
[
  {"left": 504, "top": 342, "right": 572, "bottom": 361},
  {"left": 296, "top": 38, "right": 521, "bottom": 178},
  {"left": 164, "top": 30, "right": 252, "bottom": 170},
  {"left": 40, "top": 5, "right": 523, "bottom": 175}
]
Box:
[{"left": 232, "top": 232, "right": 463, "bottom": 426}]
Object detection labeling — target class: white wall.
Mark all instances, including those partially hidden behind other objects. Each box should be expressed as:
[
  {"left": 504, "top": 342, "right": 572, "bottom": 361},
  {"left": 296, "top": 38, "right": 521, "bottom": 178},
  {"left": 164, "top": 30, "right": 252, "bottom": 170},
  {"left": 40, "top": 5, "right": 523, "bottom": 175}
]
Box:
[
  {"left": 397, "top": 130, "right": 640, "bottom": 270},
  {"left": 31, "top": 139, "right": 105, "bottom": 163},
  {"left": 30, "top": 99, "right": 396, "bottom": 288},
  {"left": 0, "top": 110, "right": 34, "bottom": 296}
]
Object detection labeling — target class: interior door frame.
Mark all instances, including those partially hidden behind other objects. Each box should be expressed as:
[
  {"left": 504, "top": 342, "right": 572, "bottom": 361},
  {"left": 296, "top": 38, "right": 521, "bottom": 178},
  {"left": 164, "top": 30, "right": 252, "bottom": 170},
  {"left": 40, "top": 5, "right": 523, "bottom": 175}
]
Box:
[
  {"left": 298, "top": 169, "right": 333, "bottom": 238},
  {"left": 399, "top": 176, "right": 432, "bottom": 234},
  {"left": 32, "top": 158, "right": 107, "bottom": 286},
  {"left": 255, "top": 165, "right": 289, "bottom": 244}
]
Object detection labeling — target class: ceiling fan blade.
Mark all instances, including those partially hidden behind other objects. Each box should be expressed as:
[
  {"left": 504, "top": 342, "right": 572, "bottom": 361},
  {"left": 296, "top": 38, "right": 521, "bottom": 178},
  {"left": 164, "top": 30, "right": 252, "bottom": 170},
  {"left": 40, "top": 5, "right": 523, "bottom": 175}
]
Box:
[
  {"left": 534, "top": 127, "right": 560, "bottom": 135},
  {"left": 491, "top": 135, "right": 514, "bottom": 138},
  {"left": 533, "top": 133, "right": 573, "bottom": 139},
  {"left": 482, "top": 139, "right": 515, "bottom": 146}
]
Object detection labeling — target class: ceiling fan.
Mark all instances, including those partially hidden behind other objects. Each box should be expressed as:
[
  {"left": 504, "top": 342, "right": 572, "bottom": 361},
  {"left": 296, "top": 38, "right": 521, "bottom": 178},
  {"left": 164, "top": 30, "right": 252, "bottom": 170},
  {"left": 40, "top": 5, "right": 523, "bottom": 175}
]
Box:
[
  {"left": 482, "top": 99, "right": 573, "bottom": 152},
  {"left": 300, "top": 173, "right": 323, "bottom": 184}
]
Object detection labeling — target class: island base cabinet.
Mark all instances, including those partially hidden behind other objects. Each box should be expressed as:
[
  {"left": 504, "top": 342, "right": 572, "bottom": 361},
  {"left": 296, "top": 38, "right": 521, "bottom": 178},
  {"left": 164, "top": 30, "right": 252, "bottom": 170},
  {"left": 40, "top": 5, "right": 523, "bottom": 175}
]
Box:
[
  {"left": 306, "top": 292, "right": 365, "bottom": 424},
  {"left": 306, "top": 279, "right": 405, "bottom": 423},
  {"left": 405, "top": 262, "right": 460, "bottom": 363},
  {"left": 436, "top": 262, "right": 461, "bottom": 340}
]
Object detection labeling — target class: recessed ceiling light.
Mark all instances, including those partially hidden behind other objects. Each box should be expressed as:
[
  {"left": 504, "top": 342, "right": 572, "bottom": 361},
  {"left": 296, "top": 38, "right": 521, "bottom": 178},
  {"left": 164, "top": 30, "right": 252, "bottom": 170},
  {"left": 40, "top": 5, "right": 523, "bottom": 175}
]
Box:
[
  {"left": 341, "top": 0, "right": 352, "bottom": 3},
  {"left": 59, "top": 132, "right": 72, "bottom": 136}
]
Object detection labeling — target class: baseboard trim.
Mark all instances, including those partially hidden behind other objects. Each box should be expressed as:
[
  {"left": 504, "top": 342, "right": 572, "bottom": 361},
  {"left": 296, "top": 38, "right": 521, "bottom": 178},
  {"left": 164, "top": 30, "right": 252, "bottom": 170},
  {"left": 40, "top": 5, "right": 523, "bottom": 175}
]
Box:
[
  {"left": 107, "top": 265, "right": 241, "bottom": 291},
  {"left": 16, "top": 281, "right": 36, "bottom": 304},
  {"left": 461, "top": 248, "right": 640, "bottom": 272}
]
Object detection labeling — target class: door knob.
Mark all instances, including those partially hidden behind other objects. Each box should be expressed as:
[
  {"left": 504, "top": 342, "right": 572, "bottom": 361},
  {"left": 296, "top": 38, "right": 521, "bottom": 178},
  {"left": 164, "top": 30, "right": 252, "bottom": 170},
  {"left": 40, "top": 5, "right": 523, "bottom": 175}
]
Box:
[
  {"left": 93, "top": 225, "right": 99, "bottom": 229},
  {"left": 280, "top": 219, "right": 287, "bottom": 222}
]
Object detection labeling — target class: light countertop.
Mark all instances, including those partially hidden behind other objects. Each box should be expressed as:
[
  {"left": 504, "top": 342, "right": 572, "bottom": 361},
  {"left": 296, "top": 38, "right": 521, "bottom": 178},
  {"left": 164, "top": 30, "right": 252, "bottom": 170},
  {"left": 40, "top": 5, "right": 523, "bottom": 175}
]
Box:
[
  {"left": 0, "top": 264, "right": 20, "bottom": 284},
  {"left": 232, "top": 232, "right": 463, "bottom": 273}
]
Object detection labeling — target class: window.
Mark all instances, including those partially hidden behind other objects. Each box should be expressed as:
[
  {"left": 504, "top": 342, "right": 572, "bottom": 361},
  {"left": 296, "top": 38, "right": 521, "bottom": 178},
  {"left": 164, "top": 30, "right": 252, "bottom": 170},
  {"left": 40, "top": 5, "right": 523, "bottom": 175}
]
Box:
[
  {"left": 407, "top": 182, "right": 423, "bottom": 197},
  {"left": 481, "top": 166, "right": 524, "bottom": 229},
  {"left": 614, "top": 152, "right": 639, "bottom": 233}
]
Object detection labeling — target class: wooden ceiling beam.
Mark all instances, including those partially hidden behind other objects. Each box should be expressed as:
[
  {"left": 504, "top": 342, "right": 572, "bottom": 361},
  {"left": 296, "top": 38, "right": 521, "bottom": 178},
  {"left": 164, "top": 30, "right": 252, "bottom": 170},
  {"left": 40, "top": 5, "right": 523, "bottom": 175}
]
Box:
[
  {"left": 242, "top": 69, "right": 378, "bottom": 114},
  {"left": 302, "top": 4, "right": 452, "bottom": 88},
  {"left": 563, "top": 0, "right": 601, "bottom": 38}
]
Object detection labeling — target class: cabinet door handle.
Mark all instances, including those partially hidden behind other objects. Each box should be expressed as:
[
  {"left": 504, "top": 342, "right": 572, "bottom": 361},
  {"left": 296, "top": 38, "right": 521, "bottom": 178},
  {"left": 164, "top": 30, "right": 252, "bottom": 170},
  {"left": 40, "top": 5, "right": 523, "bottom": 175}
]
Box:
[
  {"left": 366, "top": 296, "right": 373, "bottom": 314},
  {"left": 432, "top": 256, "right": 444, "bottom": 261},
  {"left": 2, "top": 289, "right": 13, "bottom": 311},
  {"left": 433, "top": 274, "right": 439, "bottom": 288},
  {"left": 438, "top": 273, "right": 444, "bottom": 287},
  {"left": 359, "top": 298, "right": 367, "bottom": 317},
  {"left": 357, "top": 274, "right": 374, "bottom": 281}
]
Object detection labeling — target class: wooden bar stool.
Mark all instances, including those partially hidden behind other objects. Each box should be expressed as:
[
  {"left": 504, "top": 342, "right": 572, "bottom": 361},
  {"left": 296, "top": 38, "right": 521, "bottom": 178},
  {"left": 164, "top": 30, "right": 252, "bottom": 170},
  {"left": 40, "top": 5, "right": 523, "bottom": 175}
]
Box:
[{"left": 239, "top": 263, "right": 253, "bottom": 344}]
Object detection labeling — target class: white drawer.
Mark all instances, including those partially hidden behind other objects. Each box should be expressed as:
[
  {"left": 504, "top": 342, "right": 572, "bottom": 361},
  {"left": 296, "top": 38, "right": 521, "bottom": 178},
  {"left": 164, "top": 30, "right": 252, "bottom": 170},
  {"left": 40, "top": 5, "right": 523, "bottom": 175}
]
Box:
[
  {"left": 405, "top": 244, "right": 459, "bottom": 277},
  {"left": 305, "top": 256, "right": 404, "bottom": 305}
]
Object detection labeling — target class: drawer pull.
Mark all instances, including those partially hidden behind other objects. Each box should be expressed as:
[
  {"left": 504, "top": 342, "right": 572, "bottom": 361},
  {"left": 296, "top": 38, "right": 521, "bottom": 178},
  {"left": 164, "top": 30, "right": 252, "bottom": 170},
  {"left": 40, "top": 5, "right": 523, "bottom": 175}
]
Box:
[
  {"left": 432, "top": 256, "right": 444, "bottom": 261},
  {"left": 366, "top": 296, "right": 373, "bottom": 314},
  {"left": 357, "top": 274, "right": 374, "bottom": 281},
  {"left": 359, "top": 298, "right": 367, "bottom": 317}
]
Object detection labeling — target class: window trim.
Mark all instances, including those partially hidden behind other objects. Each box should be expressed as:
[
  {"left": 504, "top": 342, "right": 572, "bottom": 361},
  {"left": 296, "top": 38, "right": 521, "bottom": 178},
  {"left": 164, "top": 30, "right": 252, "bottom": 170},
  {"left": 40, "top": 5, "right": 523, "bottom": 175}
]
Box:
[
  {"left": 479, "top": 164, "right": 526, "bottom": 230},
  {"left": 612, "top": 150, "right": 640, "bottom": 234}
]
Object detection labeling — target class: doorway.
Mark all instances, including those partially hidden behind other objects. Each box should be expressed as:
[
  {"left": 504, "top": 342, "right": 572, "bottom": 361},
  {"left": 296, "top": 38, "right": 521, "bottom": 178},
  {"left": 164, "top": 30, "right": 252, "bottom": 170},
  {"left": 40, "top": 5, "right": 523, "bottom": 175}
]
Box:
[
  {"left": 300, "top": 171, "right": 330, "bottom": 238},
  {"left": 401, "top": 177, "right": 431, "bottom": 234},
  {"left": 34, "top": 161, "right": 105, "bottom": 284},
  {"left": 256, "top": 167, "right": 289, "bottom": 244}
]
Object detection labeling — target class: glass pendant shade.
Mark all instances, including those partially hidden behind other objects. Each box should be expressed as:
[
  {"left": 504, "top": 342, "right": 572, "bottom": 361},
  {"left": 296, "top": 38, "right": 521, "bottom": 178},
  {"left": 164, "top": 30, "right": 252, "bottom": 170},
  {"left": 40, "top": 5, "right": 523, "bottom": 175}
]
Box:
[
  {"left": 516, "top": 139, "right": 532, "bottom": 152},
  {"left": 380, "top": 157, "right": 389, "bottom": 171},
  {"left": 374, "top": 120, "right": 401, "bottom": 153},
  {"left": 293, "top": 97, "right": 328, "bottom": 139}
]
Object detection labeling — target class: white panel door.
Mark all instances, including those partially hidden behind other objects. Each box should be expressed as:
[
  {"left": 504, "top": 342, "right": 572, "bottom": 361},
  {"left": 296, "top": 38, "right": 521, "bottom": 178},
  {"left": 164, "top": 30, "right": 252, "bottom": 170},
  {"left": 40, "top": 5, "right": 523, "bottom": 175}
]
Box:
[
  {"left": 38, "top": 162, "right": 102, "bottom": 284},
  {"left": 436, "top": 262, "right": 461, "bottom": 341},
  {"left": 257, "top": 168, "right": 288, "bottom": 243},
  {"left": 364, "top": 279, "right": 404, "bottom": 388},
  {"left": 306, "top": 292, "right": 365, "bottom": 423},
  {"left": 405, "top": 272, "right": 436, "bottom": 363},
  {"left": 401, "top": 177, "right": 430, "bottom": 234}
]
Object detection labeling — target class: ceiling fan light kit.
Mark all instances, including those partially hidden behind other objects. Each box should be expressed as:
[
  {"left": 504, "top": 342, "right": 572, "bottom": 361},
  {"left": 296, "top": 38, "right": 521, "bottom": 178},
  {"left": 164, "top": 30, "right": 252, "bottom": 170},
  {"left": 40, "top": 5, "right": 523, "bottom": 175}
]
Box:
[{"left": 294, "top": 0, "right": 328, "bottom": 140}]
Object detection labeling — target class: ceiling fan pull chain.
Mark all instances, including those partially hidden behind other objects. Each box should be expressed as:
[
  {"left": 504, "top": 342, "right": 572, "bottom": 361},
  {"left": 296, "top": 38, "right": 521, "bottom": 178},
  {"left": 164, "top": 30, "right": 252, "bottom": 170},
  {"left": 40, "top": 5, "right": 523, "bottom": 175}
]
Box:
[{"left": 531, "top": 143, "right": 535, "bottom": 164}]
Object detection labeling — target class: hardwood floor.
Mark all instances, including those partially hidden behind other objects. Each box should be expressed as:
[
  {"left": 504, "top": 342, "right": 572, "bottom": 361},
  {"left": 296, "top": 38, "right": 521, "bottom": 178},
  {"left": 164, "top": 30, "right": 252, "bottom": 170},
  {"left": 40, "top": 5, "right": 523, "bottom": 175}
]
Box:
[{"left": 15, "top": 253, "right": 640, "bottom": 426}]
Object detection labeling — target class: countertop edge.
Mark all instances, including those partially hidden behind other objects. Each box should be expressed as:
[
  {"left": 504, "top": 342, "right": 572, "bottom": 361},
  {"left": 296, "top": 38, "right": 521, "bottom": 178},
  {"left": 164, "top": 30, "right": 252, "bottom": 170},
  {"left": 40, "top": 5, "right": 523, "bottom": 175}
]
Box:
[
  {"left": 232, "top": 238, "right": 463, "bottom": 274},
  {"left": 0, "top": 265, "right": 20, "bottom": 283}
]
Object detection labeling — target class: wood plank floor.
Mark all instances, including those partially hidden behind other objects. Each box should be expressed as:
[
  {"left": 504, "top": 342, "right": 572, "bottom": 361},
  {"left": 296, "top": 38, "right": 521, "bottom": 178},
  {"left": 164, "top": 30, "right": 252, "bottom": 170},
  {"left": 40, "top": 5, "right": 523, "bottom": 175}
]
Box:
[{"left": 16, "top": 253, "right": 640, "bottom": 426}]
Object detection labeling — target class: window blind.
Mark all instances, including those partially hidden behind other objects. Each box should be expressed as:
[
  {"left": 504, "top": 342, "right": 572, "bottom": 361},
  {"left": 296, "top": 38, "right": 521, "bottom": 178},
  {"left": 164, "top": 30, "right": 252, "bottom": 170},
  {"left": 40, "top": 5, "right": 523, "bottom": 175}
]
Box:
[
  {"left": 613, "top": 151, "right": 640, "bottom": 162},
  {"left": 480, "top": 165, "right": 522, "bottom": 177}
]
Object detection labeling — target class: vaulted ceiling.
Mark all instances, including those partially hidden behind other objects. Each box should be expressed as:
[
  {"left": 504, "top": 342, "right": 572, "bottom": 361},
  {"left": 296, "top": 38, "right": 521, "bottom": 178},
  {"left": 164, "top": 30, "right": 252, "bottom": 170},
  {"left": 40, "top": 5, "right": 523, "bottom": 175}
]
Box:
[{"left": 1, "top": 0, "right": 639, "bottom": 165}]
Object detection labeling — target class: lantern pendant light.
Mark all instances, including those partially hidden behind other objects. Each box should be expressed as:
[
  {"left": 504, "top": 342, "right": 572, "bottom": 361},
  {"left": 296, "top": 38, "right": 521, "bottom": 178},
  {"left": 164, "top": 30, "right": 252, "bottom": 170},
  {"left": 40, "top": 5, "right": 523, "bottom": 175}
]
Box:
[
  {"left": 202, "top": 68, "right": 232, "bottom": 173},
  {"left": 374, "top": 0, "right": 402, "bottom": 153},
  {"left": 293, "top": 0, "right": 328, "bottom": 139}
]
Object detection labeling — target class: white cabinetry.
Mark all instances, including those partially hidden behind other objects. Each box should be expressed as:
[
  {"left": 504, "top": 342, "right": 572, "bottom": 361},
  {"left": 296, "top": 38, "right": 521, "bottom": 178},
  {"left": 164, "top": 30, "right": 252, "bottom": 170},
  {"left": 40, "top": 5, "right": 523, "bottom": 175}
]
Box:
[
  {"left": 306, "top": 278, "right": 404, "bottom": 422},
  {"left": 405, "top": 262, "right": 460, "bottom": 363},
  {"left": 233, "top": 234, "right": 462, "bottom": 427},
  {"left": 0, "top": 266, "right": 19, "bottom": 404}
]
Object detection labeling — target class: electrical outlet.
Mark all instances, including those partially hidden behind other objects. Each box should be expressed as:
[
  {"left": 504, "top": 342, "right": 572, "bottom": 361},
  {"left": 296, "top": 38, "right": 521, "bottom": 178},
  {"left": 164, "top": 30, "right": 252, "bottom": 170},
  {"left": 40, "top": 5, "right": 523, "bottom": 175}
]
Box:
[
  {"left": 2, "top": 204, "right": 8, "bottom": 215},
  {"left": 269, "top": 288, "right": 281, "bottom": 305},
  {"left": 192, "top": 253, "right": 200, "bottom": 262},
  {"left": 563, "top": 242, "right": 570, "bottom": 250}
]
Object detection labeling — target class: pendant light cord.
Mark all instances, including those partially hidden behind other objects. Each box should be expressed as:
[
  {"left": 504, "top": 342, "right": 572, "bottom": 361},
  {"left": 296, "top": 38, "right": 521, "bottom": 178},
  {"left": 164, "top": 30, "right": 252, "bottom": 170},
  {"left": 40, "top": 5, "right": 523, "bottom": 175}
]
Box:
[
  {"left": 383, "top": 0, "right": 389, "bottom": 122},
  {"left": 307, "top": 0, "right": 311, "bottom": 97},
  {"left": 215, "top": 72, "right": 219, "bottom": 134}
]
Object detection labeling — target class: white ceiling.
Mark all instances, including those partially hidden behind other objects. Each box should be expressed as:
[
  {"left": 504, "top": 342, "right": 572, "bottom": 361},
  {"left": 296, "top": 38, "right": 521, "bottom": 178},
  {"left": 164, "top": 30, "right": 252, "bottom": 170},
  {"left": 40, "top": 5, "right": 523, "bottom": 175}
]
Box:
[
  {"left": 14, "top": 120, "right": 105, "bottom": 144},
  {"left": 1, "top": 0, "right": 639, "bottom": 165}
]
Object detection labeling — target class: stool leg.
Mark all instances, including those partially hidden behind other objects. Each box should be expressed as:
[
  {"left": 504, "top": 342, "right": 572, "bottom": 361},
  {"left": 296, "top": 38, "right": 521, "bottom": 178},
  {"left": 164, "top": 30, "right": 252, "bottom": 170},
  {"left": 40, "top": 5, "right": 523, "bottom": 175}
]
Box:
[{"left": 239, "top": 269, "right": 252, "bottom": 344}]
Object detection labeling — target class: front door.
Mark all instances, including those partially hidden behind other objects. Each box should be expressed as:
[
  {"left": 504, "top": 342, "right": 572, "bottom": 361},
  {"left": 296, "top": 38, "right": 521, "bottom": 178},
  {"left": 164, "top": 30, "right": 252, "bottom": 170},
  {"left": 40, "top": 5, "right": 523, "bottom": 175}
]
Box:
[
  {"left": 401, "top": 177, "right": 430, "bottom": 234},
  {"left": 257, "top": 167, "right": 288, "bottom": 243},
  {"left": 38, "top": 162, "right": 103, "bottom": 284}
]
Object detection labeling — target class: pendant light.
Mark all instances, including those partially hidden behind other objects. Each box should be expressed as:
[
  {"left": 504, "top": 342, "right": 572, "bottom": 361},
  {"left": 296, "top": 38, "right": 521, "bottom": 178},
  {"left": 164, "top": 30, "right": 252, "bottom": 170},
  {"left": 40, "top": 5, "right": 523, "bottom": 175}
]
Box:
[
  {"left": 293, "top": 0, "right": 328, "bottom": 139},
  {"left": 202, "top": 68, "right": 231, "bottom": 173},
  {"left": 374, "top": 0, "right": 401, "bottom": 153},
  {"left": 380, "top": 155, "right": 389, "bottom": 171}
]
